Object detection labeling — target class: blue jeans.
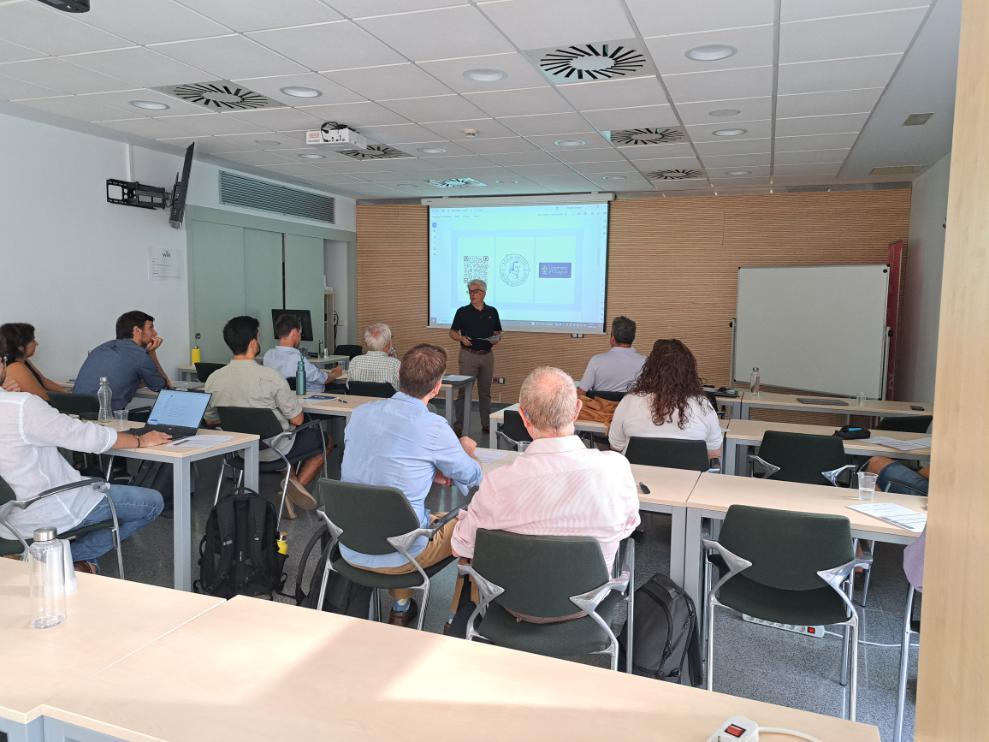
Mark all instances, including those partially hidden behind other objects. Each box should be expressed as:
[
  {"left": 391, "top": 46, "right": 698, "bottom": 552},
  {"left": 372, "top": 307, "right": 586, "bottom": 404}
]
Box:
[
  {"left": 877, "top": 461, "right": 929, "bottom": 496},
  {"left": 70, "top": 484, "right": 163, "bottom": 563}
]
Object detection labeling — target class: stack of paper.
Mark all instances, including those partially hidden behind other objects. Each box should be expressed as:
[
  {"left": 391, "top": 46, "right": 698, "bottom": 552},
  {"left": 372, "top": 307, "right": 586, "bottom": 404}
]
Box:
[
  {"left": 869, "top": 436, "right": 932, "bottom": 451},
  {"left": 474, "top": 449, "right": 514, "bottom": 464},
  {"left": 849, "top": 502, "right": 927, "bottom": 532}
]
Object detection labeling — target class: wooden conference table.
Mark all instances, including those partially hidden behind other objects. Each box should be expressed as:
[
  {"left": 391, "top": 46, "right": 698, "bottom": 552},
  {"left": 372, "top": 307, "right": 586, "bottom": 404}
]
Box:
[
  {"left": 175, "top": 354, "right": 349, "bottom": 381},
  {"left": 739, "top": 391, "right": 932, "bottom": 420},
  {"left": 334, "top": 371, "right": 476, "bottom": 432}
]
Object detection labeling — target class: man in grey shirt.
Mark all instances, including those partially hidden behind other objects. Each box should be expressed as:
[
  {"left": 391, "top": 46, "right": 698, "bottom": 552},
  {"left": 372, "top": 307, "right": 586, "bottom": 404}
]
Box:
[{"left": 577, "top": 316, "right": 646, "bottom": 393}]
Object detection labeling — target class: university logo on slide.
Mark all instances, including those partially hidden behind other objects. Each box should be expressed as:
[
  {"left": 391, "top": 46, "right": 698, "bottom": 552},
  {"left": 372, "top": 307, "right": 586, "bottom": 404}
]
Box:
[{"left": 500, "top": 254, "right": 530, "bottom": 287}]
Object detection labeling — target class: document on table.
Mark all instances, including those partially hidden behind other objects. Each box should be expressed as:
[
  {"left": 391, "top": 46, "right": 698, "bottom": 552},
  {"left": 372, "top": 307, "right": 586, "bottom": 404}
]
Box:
[
  {"left": 474, "top": 449, "right": 513, "bottom": 464},
  {"left": 848, "top": 502, "right": 927, "bottom": 533},
  {"left": 869, "top": 436, "right": 932, "bottom": 451},
  {"left": 168, "top": 434, "right": 237, "bottom": 448},
  {"left": 443, "top": 374, "right": 473, "bottom": 382}
]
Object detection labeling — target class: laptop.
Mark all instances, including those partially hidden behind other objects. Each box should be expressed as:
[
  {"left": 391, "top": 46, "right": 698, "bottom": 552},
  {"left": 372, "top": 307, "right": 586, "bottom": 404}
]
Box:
[{"left": 131, "top": 389, "right": 212, "bottom": 441}]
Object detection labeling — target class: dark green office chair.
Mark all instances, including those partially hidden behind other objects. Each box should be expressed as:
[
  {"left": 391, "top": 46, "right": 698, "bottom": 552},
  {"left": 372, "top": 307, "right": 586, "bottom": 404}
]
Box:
[
  {"left": 334, "top": 344, "right": 362, "bottom": 360},
  {"left": 877, "top": 415, "right": 932, "bottom": 433},
  {"left": 459, "top": 530, "right": 633, "bottom": 671},
  {"left": 194, "top": 362, "right": 224, "bottom": 383},
  {"left": 587, "top": 390, "right": 626, "bottom": 402},
  {"left": 0, "top": 476, "right": 125, "bottom": 577},
  {"left": 703, "top": 505, "right": 866, "bottom": 720},
  {"left": 314, "top": 479, "right": 456, "bottom": 630},
  {"left": 750, "top": 431, "right": 856, "bottom": 486},
  {"left": 496, "top": 409, "right": 532, "bottom": 451},
  {"left": 347, "top": 380, "right": 395, "bottom": 398},
  {"left": 624, "top": 437, "right": 718, "bottom": 472},
  {"left": 46, "top": 392, "right": 100, "bottom": 420}
]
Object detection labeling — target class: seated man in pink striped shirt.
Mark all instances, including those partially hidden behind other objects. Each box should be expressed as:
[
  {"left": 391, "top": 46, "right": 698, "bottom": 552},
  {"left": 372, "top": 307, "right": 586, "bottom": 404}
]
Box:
[{"left": 452, "top": 366, "right": 641, "bottom": 581}]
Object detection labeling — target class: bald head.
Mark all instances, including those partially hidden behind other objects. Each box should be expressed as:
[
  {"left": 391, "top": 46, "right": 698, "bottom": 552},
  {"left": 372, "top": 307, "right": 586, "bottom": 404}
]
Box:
[{"left": 519, "top": 367, "right": 580, "bottom": 437}]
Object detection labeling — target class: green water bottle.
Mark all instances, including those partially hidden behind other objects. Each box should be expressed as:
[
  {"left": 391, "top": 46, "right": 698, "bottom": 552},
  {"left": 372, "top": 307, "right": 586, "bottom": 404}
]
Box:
[{"left": 296, "top": 354, "right": 306, "bottom": 396}]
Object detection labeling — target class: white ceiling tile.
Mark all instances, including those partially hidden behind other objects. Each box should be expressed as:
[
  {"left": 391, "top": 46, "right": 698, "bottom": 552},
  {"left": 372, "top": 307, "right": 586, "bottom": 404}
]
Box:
[
  {"left": 778, "top": 55, "right": 902, "bottom": 94},
  {"left": 0, "top": 58, "right": 127, "bottom": 95},
  {"left": 663, "top": 66, "right": 773, "bottom": 103},
  {"left": 157, "top": 113, "right": 265, "bottom": 136},
  {"left": 528, "top": 175, "right": 597, "bottom": 189},
  {"left": 297, "top": 100, "right": 409, "bottom": 126},
  {"left": 781, "top": 0, "right": 931, "bottom": 23},
  {"left": 558, "top": 76, "right": 669, "bottom": 111},
  {"left": 569, "top": 160, "right": 637, "bottom": 173},
  {"left": 706, "top": 164, "right": 772, "bottom": 178},
  {"left": 524, "top": 131, "right": 609, "bottom": 149},
  {"left": 83, "top": 88, "right": 209, "bottom": 115},
  {"left": 358, "top": 6, "right": 513, "bottom": 61},
  {"left": 426, "top": 118, "right": 518, "bottom": 139},
  {"left": 774, "top": 132, "right": 859, "bottom": 151},
  {"left": 457, "top": 136, "right": 539, "bottom": 154},
  {"left": 775, "top": 112, "right": 869, "bottom": 136},
  {"left": 249, "top": 22, "right": 404, "bottom": 71},
  {"left": 773, "top": 162, "right": 843, "bottom": 175},
  {"left": 687, "top": 119, "right": 772, "bottom": 143},
  {"left": 329, "top": 0, "right": 465, "bottom": 17},
  {"left": 647, "top": 179, "right": 709, "bottom": 191},
  {"left": 581, "top": 105, "right": 676, "bottom": 131},
  {"left": 674, "top": 97, "right": 772, "bottom": 125},
  {"left": 394, "top": 141, "right": 475, "bottom": 155},
  {"left": 97, "top": 117, "right": 202, "bottom": 139},
  {"left": 82, "top": 0, "right": 230, "bottom": 45},
  {"left": 216, "top": 149, "right": 298, "bottom": 166},
  {"left": 12, "top": 94, "right": 133, "bottom": 122},
  {"left": 380, "top": 94, "right": 486, "bottom": 122},
  {"left": 0, "top": 39, "right": 44, "bottom": 64},
  {"left": 618, "top": 142, "right": 696, "bottom": 160},
  {"left": 628, "top": 156, "right": 702, "bottom": 171},
  {"left": 465, "top": 87, "right": 571, "bottom": 118},
  {"left": 645, "top": 25, "right": 774, "bottom": 76},
  {"left": 776, "top": 88, "right": 883, "bottom": 117},
  {"left": 415, "top": 154, "right": 495, "bottom": 170},
  {"left": 479, "top": 0, "right": 635, "bottom": 50},
  {"left": 255, "top": 162, "right": 325, "bottom": 177},
  {"left": 773, "top": 148, "right": 850, "bottom": 164},
  {"left": 700, "top": 152, "right": 772, "bottom": 167},
  {"left": 418, "top": 53, "right": 547, "bottom": 93},
  {"left": 323, "top": 64, "right": 450, "bottom": 100},
  {"left": 177, "top": 0, "right": 341, "bottom": 32},
  {"left": 695, "top": 138, "right": 772, "bottom": 155},
  {"left": 552, "top": 147, "right": 624, "bottom": 163},
  {"left": 151, "top": 36, "right": 306, "bottom": 81},
  {"left": 360, "top": 123, "right": 446, "bottom": 144},
  {"left": 710, "top": 177, "right": 772, "bottom": 188},
  {"left": 194, "top": 132, "right": 289, "bottom": 151},
  {"left": 625, "top": 0, "right": 775, "bottom": 36},
  {"left": 508, "top": 163, "right": 580, "bottom": 176},
  {"left": 230, "top": 73, "right": 364, "bottom": 104},
  {"left": 483, "top": 150, "right": 559, "bottom": 166},
  {"left": 222, "top": 107, "right": 323, "bottom": 131},
  {"left": 0, "top": 73, "right": 57, "bottom": 100},
  {"left": 498, "top": 111, "right": 589, "bottom": 135},
  {"left": 780, "top": 9, "right": 927, "bottom": 64},
  {"left": 67, "top": 47, "right": 213, "bottom": 88},
  {"left": 0, "top": 2, "right": 130, "bottom": 56}
]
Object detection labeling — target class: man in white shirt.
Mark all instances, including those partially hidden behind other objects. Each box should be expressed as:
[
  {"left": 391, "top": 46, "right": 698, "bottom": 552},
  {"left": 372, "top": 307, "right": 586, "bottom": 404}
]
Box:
[
  {"left": 263, "top": 313, "right": 343, "bottom": 391},
  {"left": 577, "top": 316, "right": 646, "bottom": 393},
  {"left": 348, "top": 322, "right": 401, "bottom": 389},
  {"left": 0, "top": 334, "right": 168, "bottom": 572}
]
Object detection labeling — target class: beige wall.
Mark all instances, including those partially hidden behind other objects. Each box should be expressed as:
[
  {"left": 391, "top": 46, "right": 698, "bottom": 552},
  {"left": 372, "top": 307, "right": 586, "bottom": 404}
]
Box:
[{"left": 357, "top": 190, "right": 911, "bottom": 402}]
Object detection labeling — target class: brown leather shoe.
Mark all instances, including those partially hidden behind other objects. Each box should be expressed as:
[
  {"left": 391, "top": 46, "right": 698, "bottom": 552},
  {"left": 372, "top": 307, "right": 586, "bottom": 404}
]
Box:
[
  {"left": 286, "top": 477, "right": 318, "bottom": 511},
  {"left": 73, "top": 561, "right": 99, "bottom": 574},
  {"left": 388, "top": 600, "right": 419, "bottom": 627}
]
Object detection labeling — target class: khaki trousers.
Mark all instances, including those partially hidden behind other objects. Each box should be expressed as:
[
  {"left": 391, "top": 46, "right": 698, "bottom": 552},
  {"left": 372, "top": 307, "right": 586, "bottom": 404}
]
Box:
[
  {"left": 364, "top": 517, "right": 456, "bottom": 602},
  {"left": 457, "top": 348, "right": 495, "bottom": 430}
]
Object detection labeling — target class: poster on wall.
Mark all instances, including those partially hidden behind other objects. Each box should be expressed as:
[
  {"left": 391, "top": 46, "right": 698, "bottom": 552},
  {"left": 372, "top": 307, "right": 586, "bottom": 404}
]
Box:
[{"left": 149, "top": 247, "right": 183, "bottom": 281}]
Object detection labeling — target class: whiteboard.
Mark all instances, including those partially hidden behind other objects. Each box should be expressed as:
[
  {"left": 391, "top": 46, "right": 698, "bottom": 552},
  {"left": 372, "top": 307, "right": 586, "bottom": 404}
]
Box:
[{"left": 733, "top": 265, "right": 890, "bottom": 398}]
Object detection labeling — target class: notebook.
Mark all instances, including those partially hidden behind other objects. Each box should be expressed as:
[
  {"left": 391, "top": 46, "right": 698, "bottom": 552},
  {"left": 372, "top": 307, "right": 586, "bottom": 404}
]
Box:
[{"left": 848, "top": 502, "right": 927, "bottom": 533}]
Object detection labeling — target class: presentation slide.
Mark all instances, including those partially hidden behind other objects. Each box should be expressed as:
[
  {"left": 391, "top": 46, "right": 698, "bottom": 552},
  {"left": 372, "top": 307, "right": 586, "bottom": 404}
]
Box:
[{"left": 428, "top": 203, "right": 609, "bottom": 333}]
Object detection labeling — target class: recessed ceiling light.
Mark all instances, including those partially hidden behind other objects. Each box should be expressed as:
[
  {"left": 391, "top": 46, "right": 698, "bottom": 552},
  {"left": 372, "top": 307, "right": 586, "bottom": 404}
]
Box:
[
  {"left": 709, "top": 108, "right": 741, "bottom": 117},
  {"left": 554, "top": 138, "right": 586, "bottom": 147},
  {"left": 686, "top": 44, "right": 737, "bottom": 62},
  {"left": 713, "top": 128, "right": 747, "bottom": 137},
  {"left": 255, "top": 139, "right": 282, "bottom": 146},
  {"left": 601, "top": 175, "right": 626, "bottom": 180},
  {"left": 280, "top": 86, "right": 321, "bottom": 99},
  {"left": 419, "top": 147, "right": 447, "bottom": 155},
  {"left": 298, "top": 153, "right": 324, "bottom": 160},
  {"left": 463, "top": 68, "right": 507, "bottom": 82},
  {"left": 726, "top": 169, "right": 751, "bottom": 176},
  {"left": 129, "top": 100, "right": 169, "bottom": 111}
]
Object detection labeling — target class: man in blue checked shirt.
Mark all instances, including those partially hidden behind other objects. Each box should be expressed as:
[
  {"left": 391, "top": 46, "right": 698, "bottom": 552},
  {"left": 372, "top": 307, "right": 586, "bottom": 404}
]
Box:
[{"left": 263, "top": 313, "right": 343, "bottom": 390}]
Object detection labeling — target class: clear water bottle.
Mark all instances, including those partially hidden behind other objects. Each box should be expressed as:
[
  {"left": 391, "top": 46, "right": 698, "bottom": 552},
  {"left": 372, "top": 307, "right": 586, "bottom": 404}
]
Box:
[
  {"left": 749, "top": 367, "right": 761, "bottom": 396},
  {"left": 97, "top": 376, "right": 113, "bottom": 423},
  {"left": 29, "top": 527, "right": 66, "bottom": 629},
  {"left": 296, "top": 355, "right": 306, "bottom": 396}
]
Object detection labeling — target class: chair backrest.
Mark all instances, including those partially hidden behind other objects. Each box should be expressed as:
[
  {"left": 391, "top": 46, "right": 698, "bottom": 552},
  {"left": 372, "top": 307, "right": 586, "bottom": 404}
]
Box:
[
  {"left": 0, "top": 475, "right": 15, "bottom": 507},
  {"left": 47, "top": 392, "right": 99, "bottom": 419},
  {"left": 624, "top": 436, "right": 710, "bottom": 471},
  {"left": 347, "top": 380, "right": 394, "bottom": 398},
  {"left": 501, "top": 409, "right": 532, "bottom": 443},
  {"left": 757, "top": 431, "right": 848, "bottom": 485},
  {"left": 472, "top": 529, "right": 611, "bottom": 618},
  {"left": 194, "top": 362, "right": 225, "bottom": 383},
  {"left": 588, "top": 389, "right": 626, "bottom": 402},
  {"left": 877, "top": 415, "right": 932, "bottom": 433},
  {"left": 704, "top": 391, "right": 722, "bottom": 418},
  {"left": 335, "top": 344, "right": 363, "bottom": 360},
  {"left": 285, "top": 376, "right": 296, "bottom": 391},
  {"left": 719, "top": 505, "right": 853, "bottom": 591},
  {"left": 316, "top": 479, "right": 421, "bottom": 555},
  {"left": 215, "top": 406, "right": 285, "bottom": 440}
]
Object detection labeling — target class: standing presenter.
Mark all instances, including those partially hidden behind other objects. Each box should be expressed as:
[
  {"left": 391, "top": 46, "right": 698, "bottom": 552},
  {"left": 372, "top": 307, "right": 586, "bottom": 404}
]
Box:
[{"left": 449, "top": 279, "right": 502, "bottom": 435}]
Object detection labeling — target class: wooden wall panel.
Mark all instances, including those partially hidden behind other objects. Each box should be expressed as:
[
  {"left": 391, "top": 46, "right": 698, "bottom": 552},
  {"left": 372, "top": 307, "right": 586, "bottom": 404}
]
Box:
[{"left": 357, "top": 190, "right": 910, "bottom": 403}]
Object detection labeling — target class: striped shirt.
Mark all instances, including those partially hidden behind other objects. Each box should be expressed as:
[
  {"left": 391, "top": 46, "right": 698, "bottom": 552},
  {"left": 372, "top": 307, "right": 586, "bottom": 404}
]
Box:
[
  {"left": 348, "top": 351, "right": 401, "bottom": 389},
  {"left": 452, "top": 435, "right": 641, "bottom": 568}
]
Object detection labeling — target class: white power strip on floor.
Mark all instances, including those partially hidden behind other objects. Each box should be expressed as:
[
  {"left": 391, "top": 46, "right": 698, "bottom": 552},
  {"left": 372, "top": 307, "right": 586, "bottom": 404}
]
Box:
[{"left": 742, "top": 614, "right": 825, "bottom": 638}]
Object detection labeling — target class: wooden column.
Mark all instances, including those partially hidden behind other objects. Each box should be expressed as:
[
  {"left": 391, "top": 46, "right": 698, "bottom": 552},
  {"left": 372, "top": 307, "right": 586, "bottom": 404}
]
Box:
[{"left": 915, "top": 0, "right": 989, "bottom": 738}]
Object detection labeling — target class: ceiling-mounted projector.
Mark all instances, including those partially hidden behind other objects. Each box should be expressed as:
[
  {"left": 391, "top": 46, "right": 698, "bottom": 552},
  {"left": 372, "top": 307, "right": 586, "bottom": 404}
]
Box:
[
  {"left": 305, "top": 122, "right": 367, "bottom": 149},
  {"left": 36, "top": 0, "right": 89, "bottom": 11}
]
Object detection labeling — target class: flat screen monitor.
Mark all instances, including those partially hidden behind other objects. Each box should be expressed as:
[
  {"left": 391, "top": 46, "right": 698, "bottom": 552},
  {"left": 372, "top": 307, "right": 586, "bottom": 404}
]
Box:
[
  {"left": 272, "top": 309, "right": 313, "bottom": 342},
  {"left": 168, "top": 142, "right": 195, "bottom": 229}
]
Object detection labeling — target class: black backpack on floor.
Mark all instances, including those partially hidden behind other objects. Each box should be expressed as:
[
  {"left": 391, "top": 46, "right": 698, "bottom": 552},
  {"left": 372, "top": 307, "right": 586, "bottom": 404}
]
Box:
[
  {"left": 619, "top": 573, "right": 703, "bottom": 686},
  {"left": 294, "top": 523, "right": 373, "bottom": 618},
  {"left": 195, "top": 489, "right": 286, "bottom": 599}
]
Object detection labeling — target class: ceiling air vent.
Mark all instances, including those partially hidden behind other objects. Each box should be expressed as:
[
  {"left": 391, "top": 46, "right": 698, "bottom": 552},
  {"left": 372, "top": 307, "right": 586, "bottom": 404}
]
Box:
[
  {"left": 607, "top": 127, "right": 686, "bottom": 145},
  {"left": 427, "top": 177, "right": 487, "bottom": 189},
  {"left": 646, "top": 169, "right": 704, "bottom": 180},
  {"left": 869, "top": 166, "right": 921, "bottom": 176},
  {"left": 529, "top": 39, "right": 656, "bottom": 83},
  {"left": 902, "top": 113, "right": 934, "bottom": 126},
  {"left": 156, "top": 81, "right": 280, "bottom": 111},
  {"left": 219, "top": 171, "right": 334, "bottom": 224},
  {"left": 337, "top": 144, "right": 411, "bottom": 160}
]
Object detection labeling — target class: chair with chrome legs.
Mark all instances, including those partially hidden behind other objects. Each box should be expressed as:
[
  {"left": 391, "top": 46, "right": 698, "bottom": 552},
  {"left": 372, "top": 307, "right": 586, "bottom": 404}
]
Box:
[
  {"left": 624, "top": 436, "right": 719, "bottom": 473},
  {"left": 750, "top": 431, "right": 856, "bottom": 486},
  {"left": 703, "top": 505, "right": 868, "bottom": 720},
  {"left": 497, "top": 409, "right": 532, "bottom": 451},
  {"left": 0, "top": 476, "right": 126, "bottom": 578}
]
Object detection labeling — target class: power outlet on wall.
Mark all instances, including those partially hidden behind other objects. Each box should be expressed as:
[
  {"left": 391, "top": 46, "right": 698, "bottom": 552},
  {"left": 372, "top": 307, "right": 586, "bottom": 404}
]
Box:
[
  {"left": 494, "top": 376, "right": 506, "bottom": 384},
  {"left": 570, "top": 333, "right": 584, "bottom": 338}
]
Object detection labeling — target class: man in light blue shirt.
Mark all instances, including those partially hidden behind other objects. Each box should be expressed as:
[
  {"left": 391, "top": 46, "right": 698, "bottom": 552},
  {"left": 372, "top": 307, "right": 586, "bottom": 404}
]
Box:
[
  {"left": 262, "top": 313, "right": 343, "bottom": 390},
  {"left": 340, "top": 343, "right": 481, "bottom": 625},
  {"left": 577, "top": 315, "right": 646, "bottom": 393}
]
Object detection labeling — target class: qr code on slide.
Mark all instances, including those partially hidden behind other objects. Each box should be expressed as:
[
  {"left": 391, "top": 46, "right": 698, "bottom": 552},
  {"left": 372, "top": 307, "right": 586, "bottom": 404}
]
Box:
[{"left": 463, "top": 256, "right": 489, "bottom": 284}]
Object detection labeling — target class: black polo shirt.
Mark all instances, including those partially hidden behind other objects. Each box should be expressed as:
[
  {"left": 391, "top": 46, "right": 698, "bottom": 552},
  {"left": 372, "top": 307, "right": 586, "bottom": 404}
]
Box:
[{"left": 451, "top": 304, "right": 502, "bottom": 352}]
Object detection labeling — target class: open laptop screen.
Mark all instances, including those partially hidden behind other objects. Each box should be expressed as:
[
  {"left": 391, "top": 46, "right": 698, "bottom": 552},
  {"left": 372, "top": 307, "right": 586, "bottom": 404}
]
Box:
[{"left": 147, "top": 389, "right": 211, "bottom": 427}]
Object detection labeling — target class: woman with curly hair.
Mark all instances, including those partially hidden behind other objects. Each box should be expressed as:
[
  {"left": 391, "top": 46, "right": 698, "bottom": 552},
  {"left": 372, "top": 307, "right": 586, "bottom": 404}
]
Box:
[
  {"left": 608, "top": 338, "right": 722, "bottom": 457},
  {"left": 0, "top": 323, "right": 68, "bottom": 401}
]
